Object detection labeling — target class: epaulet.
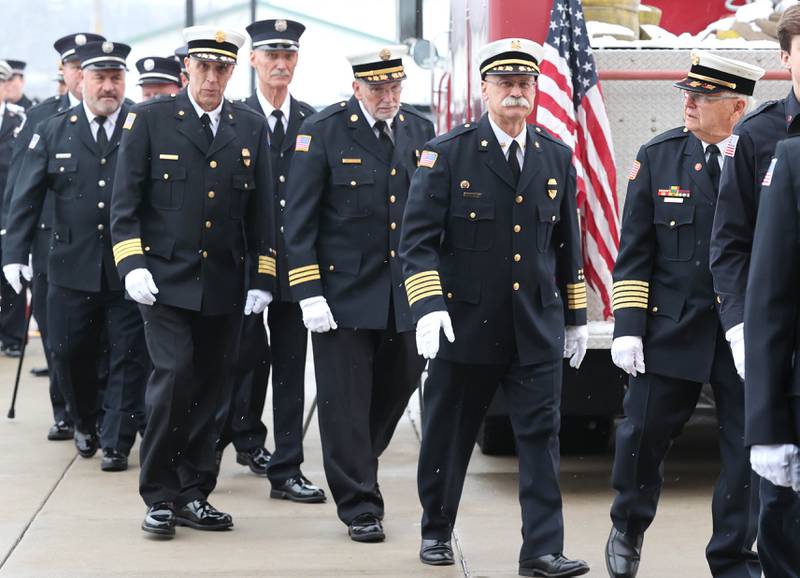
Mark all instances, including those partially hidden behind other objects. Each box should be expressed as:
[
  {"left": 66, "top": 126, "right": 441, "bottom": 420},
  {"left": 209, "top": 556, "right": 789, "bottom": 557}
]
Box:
[
  {"left": 531, "top": 124, "right": 570, "bottom": 151},
  {"left": 434, "top": 121, "right": 479, "bottom": 144},
  {"left": 309, "top": 100, "right": 349, "bottom": 123},
  {"left": 398, "top": 103, "right": 428, "bottom": 120},
  {"left": 296, "top": 99, "right": 317, "bottom": 116},
  {"left": 136, "top": 95, "right": 175, "bottom": 110},
  {"left": 739, "top": 98, "right": 779, "bottom": 126},
  {"left": 230, "top": 99, "right": 261, "bottom": 117},
  {"left": 645, "top": 126, "right": 690, "bottom": 148}
]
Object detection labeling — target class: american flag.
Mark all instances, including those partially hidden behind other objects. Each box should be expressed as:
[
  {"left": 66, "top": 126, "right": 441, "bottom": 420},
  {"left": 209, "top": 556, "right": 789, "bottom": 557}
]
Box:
[{"left": 536, "top": 0, "right": 619, "bottom": 319}]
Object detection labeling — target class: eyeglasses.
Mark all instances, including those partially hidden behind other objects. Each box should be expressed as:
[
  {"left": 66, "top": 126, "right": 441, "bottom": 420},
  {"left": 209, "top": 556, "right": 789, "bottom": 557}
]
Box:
[
  {"left": 681, "top": 90, "right": 739, "bottom": 105},
  {"left": 484, "top": 79, "right": 536, "bottom": 91},
  {"left": 367, "top": 83, "right": 403, "bottom": 97}
]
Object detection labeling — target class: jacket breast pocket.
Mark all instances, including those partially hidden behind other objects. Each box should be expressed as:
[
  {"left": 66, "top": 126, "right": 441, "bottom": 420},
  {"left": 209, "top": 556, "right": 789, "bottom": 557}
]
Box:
[
  {"left": 230, "top": 173, "right": 254, "bottom": 219},
  {"left": 536, "top": 205, "right": 560, "bottom": 253},
  {"left": 448, "top": 201, "right": 495, "bottom": 251},
  {"left": 654, "top": 204, "right": 695, "bottom": 262},
  {"left": 149, "top": 165, "right": 186, "bottom": 210},
  {"left": 330, "top": 167, "right": 374, "bottom": 218},
  {"left": 47, "top": 158, "right": 78, "bottom": 198}
]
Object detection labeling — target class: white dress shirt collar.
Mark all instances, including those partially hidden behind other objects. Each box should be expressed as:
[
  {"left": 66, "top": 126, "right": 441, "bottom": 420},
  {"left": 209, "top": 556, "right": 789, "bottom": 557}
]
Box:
[
  {"left": 701, "top": 136, "right": 730, "bottom": 170},
  {"left": 67, "top": 91, "right": 81, "bottom": 108},
  {"left": 488, "top": 114, "right": 526, "bottom": 165},
  {"left": 257, "top": 90, "right": 291, "bottom": 132},
  {"left": 83, "top": 103, "right": 121, "bottom": 140},
  {"left": 187, "top": 89, "right": 223, "bottom": 135}
]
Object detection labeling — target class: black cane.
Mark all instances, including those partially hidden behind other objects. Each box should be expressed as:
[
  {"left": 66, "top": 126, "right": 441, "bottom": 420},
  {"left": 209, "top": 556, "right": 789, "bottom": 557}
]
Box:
[{"left": 7, "top": 293, "right": 32, "bottom": 419}]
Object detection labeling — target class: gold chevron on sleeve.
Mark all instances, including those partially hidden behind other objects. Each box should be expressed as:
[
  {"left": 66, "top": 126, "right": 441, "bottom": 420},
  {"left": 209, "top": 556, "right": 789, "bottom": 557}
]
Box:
[
  {"left": 112, "top": 238, "right": 144, "bottom": 266},
  {"left": 258, "top": 255, "right": 277, "bottom": 277},
  {"left": 404, "top": 270, "right": 443, "bottom": 306},
  {"left": 612, "top": 280, "right": 650, "bottom": 310},
  {"left": 288, "top": 264, "right": 321, "bottom": 286},
  {"left": 566, "top": 281, "right": 587, "bottom": 311}
]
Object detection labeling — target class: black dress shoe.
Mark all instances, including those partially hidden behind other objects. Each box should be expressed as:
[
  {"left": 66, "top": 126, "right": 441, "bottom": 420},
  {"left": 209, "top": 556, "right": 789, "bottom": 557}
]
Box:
[
  {"left": 519, "top": 554, "right": 589, "bottom": 577},
  {"left": 420, "top": 539, "right": 454, "bottom": 565},
  {"left": 73, "top": 430, "right": 98, "bottom": 458},
  {"left": 1, "top": 343, "right": 21, "bottom": 358},
  {"left": 605, "top": 527, "right": 642, "bottom": 578},
  {"left": 270, "top": 475, "right": 326, "bottom": 503},
  {"left": 101, "top": 448, "right": 128, "bottom": 472},
  {"left": 47, "top": 420, "right": 74, "bottom": 441},
  {"left": 174, "top": 499, "right": 233, "bottom": 531},
  {"left": 348, "top": 513, "right": 385, "bottom": 543},
  {"left": 30, "top": 366, "right": 49, "bottom": 377},
  {"left": 236, "top": 447, "right": 271, "bottom": 476},
  {"left": 142, "top": 502, "right": 175, "bottom": 537}
]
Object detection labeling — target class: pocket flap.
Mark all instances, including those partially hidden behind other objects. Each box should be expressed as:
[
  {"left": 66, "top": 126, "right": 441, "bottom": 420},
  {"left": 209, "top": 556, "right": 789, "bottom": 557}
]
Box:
[
  {"left": 654, "top": 204, "right": 695, "bottom": 227},
  {"left": 331, "top": 167, "right": 375, "bottom": 187},
  {"left": 443, "top": 276, "right": 481, "bottom": 304},
  {"left": 47, "top": 158, "right": 78, "bottom": 174},
  {"left": 232, "top": 173, "right": 254, "bottom": 191},
  {"left": 538, "top": 204, "right": 560, "bottom": 224},
  {"left": 452, "top": 202, "right": 495, "bottom": 221},
  {"left": 143, "top": 236, "right": 175, "bottom": 259},
  {"left": 320, "top": 249, "right": 362, "bottom": 275},
  {"left": 151, "top": 166, "right": 186, "bottom": 181},
  {"left": 648, "top": 283, "right": 685, "bottom": 321},
  {"left": 52, "top": 225, "right": 70, "bottom": 244}
]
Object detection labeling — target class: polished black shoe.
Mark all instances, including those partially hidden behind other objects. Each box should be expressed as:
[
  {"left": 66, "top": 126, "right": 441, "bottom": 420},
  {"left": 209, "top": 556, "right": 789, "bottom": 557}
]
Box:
[
  {"left": 605, "top": 527, "right": 642, "bottom": 578},
  {"left": 73, "top": 430, "right": 98, "bottom": 458},
  {"left": 101, "top": 448, "right": 128, "bottom": 472},
  {"left": 420, "top": 539, "right": 454, "bottom": 566},
  {"left": 47, "top": 420, "right": 74, "bottom": 441},
  {"left": 174, "top": 499, "right": 233, "bottom": 531},
  {"left": 1, "top": 342, "right": 21, "bottom": 358},
  {"left": 235, "top": 447, "right": 271, "bottom": 476},
  {"left": 30, "top": 366, "right": 49, "bottom": 377},
  {"left": 348, "top": 513, "right": 385, "bottom": 543},
  {"left": 270, "top": 475, "right": 326, "bottom": 503},
  {"left": 141, "top": 502, "right": 175, "bottom": 538},
  {"left": 519, "top": 554, "right": 589, "bottom": 577}
]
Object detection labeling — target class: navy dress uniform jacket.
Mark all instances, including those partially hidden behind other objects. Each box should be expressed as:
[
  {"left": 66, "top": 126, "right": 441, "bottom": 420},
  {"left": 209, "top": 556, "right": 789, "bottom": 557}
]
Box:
[
  {"left": 710, "top": 89, "right": 800, "bottom": 332},
  {"left": 613, "top": 127, "right": 725, "bottom": 384},
  {"left": 110, "top": 90, "right": 276, "bottom": 315},
  {"left": 284, "top": 96, "right": 435, "bottom": 331},
  {"left": 743, "top": 137, "right": 800, "bottom": 446},
  {"left": 3, "top": 102, "right": 131, "bottom": 293},
  {"left": 0, "top": 105, "right": 25, "bottom": 216},
  {"left": 241, "top": 93, "right": 315, "bottom": 302},
  {"left": 398, "top": 114, "right": 587, "bottom": 366}
]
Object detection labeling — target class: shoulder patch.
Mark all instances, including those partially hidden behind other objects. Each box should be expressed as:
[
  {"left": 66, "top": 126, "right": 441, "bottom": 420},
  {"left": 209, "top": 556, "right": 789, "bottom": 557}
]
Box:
[
  {"left": 123, "top": 112, "right": 137, "bottom": 130},
  {"left": 418, "top": 150, "right": 438, "bottom": 168},
  {"left": 295, "top": 134, "right": 312, "bottom": 152},
  {"left": 28, "top": 133, "right": 40, "bottom": 149},
  {"left": 628, "top": 160, "right": 641, "bottom": 181},
  {"left": 534, "top": 125, "right": 570, "bottom": 151},
  {"left": 723, "top": 134, "right": 739, "bottom": 158},
  {"left": 762, "top": 157, "right": 777, "bottom": 186}
]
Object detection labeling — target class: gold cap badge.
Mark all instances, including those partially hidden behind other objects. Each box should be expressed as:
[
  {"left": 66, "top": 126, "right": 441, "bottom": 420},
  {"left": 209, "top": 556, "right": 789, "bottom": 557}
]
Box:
[
  {"left": 215, "top": 30, "right": 226, "bottom": 44},
  {"left": 379, "top": 48, "right": 391, "bottom": 61}
]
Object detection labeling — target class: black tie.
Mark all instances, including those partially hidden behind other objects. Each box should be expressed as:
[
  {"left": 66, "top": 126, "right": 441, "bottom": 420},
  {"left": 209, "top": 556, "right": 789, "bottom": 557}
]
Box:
[
  {"left": 95, "top": 115, "right": 108, "bottom": 151},
  {"left": 200, "top": 113, "right": 214, "bottom": 146},
  {"left": 706, "top": 144, "right": 721, "bottom": 192},
  {"left": 374, "top": 120, "right": 394, "bottom": 159},
  {"left": 270, "top": 110, "right": 285, "bottom": 150},
  {"left": 507, "top": 140, "right": 521, "bottom": 184}
]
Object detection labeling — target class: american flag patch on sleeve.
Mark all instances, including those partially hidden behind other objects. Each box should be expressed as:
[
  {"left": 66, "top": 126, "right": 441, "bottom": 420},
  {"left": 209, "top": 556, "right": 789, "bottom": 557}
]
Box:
[
  {"left": 628, "top": 160, "right": 641, "bottom": 180},
  {"left": 122, "top": 112, "right": 136, "bottom": 130},
  {"left": 723, "top": 134, "right": 739, "bottom": 158},
  {"left": 762, "top": 157, "right": 777, "bottom": 186},
  {"left": 295, "top": 134, "right": 312, "bottom": 152},
  {"left": 418, "top": 150, "right": 438, "bottom": 168}
]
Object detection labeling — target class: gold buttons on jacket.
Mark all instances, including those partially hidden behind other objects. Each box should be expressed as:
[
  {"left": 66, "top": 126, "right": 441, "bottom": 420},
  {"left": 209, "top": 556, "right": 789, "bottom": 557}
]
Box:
[
  {"left": 97, "top": 224, "right": 104, "bottom": 231},
  {"left": 97, "top": 202, "right": 105, "bottom": 209},
  {"left": 513, "top": 254, "right": 521, "bottom": 262},
  {"left": 205, "top": 221, "right": 212, "bottom": 229},
  {"left": 515, "top": 195, "right": 524, "bottom": 204},
  {"left": 447, "top": 292, "right": 453, "bottom": 299},
  {"left": 390, "top": 168, "right": 397, "bottom": 176},
  {"left": 389, "top": 195, "right": 396, "bottom": 204},
  {"left": 163, "top": 173, "right": 169, "bottom": 179},
  {"left": 98, "top": 179, "right": 106, "bottom": 187},
  {"left": 513, "top": 282, "right": 520, "bottom": 291},
  {"left": 469, "top": 211, "right": 477, "bottom": 220},
  {"left": 208, "top": 190, "right": 215, "bottom": 199},
  {"left": 100, "top": 158, "right": 106, "bottom": 165},
  {"left": 202, "top": 251, "right": 208, "bottom": 258},
  {"left": 329, "top": 265, "right": 335, "bottom": 271},
  {"left": 209, "top": 160, "right": 217, "bottom": 168},
  {"left": 669, "top": 220, "right": 676, "bottom": 227},
  {"left": 279, "top": 175, "right": 285, "bottom": 183},
  {"left": 350, "top": 180, "right": 357, "bottom": 187},
  {"left": 280, "top": 199, "right": 286, "bottom": 207},
  {"left": 59, "top": 167, "right": 65, "bottom": 173},
  {"left": 390, "top": 250, "right": 396, "bottom": 258},
  {"left": 390, "top": 222, "right": 397, "bottom": 230},
  {"left": 514, "top": 224, "right": 521, "bottom": 233},
  {"left": 652, "top": 306, "right": 658, "bottom": 313}
]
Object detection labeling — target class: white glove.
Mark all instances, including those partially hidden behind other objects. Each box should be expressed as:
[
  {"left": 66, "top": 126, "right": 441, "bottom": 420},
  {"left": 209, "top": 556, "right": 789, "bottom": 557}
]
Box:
[
  {"left": 2, "top": 262, "right": 32, "bottom": 294},
  {"left": 791, "top": 452, "right": 800, "bottom": 493},
  {"left": 299, "top": 296, "right": 337, "bottom": 333},
  {"left": 416, "top": 311, "right": 455, "bottom": 360},
  {"left": 124, "top": 268, "right": 159, "bottom": 306},
  {"left": 611, "top": 336, "right": 646, "bottom": 377},
  {"left": 725, "top": 323, "right": 745, "bottom": 381},
  {"left": 564, "top": 325, "right": 589, "bottom": 369},
  {"left": 750, "top": 444, "right": 799, "bottom": 488},
  {"left": 244, "top": 289, "right": 272, "bottom": 315}
]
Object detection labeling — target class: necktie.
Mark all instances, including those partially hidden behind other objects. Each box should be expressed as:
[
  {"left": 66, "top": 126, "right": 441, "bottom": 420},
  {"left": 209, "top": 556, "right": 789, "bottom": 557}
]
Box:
[
  {"left": 373, "top": 120, "right": 394, "bottom": 159},
  {"left": 200, "top": 113, "right": 214, "bottom": 146},
  {"left": 95, "top": 115, "right": 108, "bottom": 151},
  {"left": 507, "top": 140, "right": 521, "bottom": 185},
  {"left": 706, "top": 143, "right": 721, "bottom": 192},
  {"left": 270, "top": 110, "right": 284, "bottom": 150}
]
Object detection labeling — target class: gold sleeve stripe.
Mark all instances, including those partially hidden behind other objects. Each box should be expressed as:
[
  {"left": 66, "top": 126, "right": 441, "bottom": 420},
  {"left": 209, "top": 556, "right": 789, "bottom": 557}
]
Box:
[
  {"left": 405, "top": 270, "right": 443, "bottom": 306},
  {"left": 405, "top": 270, "right": 441, "bottom": 288},
  {"left": 113, "top": 238, "right": 144, "bottom": 266},
  {"left": 612, "top": 298, "right": 649, "bottom": 310},
  {"left": 289, "top": 264, "right": 319, "bottom": 276},
  {"left": 257, "top": 256, "right": 277, "bottom": 276},
  {"left": 613, "top": 280, "right": 649, "bottom": 289},
  {"left": 568, "top": 302, "right": 587, "bottom": 310},
  {"left": 407, "top": 282, "right": 443, "bottom": 301},
  {"left": 288, "top": 273, "right": 321, "bottom": 287},
  {"left": 408, "top": 288, "right": 444, "bottom": 306}
]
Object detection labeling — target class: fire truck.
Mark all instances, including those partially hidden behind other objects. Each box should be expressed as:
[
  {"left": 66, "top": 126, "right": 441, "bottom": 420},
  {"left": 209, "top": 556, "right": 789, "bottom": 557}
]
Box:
[{"left": 409, "top": 0, "right": 791, "bottom": 454}]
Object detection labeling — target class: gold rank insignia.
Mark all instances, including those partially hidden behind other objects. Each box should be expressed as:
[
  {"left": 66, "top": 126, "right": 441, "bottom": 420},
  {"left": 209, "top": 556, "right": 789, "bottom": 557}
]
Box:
[
  {"left": 215, "top": 30, "right": 226, "bottom": 43},
  {"left": 460, "top": 180, "right": 470, "bottom": 189},
  {"left": 241, "top": 147, "right": 251, "bottom": 167},
  {"left": 547, "top": 178, "right": 558, "bottom": 200},
  {"left": 480, "top": 139, "right": 488, "bottom": 148},
  {"left": 70, "top": 114, "right": 78, "bottom": 123},
  {"left": 350, "top": 114, "right": 358, "bottom": 122}
]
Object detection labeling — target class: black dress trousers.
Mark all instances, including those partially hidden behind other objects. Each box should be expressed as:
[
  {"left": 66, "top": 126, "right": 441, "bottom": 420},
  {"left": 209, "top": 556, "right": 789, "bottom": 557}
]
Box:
[
  {"left": 311, "top": 311, "right": 423, "bottom": 524},
  {"left": 0, "top": 245, "right": 27, "bottom": 348},
  {"left": 418, "top": 356, "right": 564, "bottom": 562},
  {"left": 610, "top": 330, "right": 759, "bottom": 578},
  {"left": 138, "top": 303, "right": 242, "bottom": 507}
]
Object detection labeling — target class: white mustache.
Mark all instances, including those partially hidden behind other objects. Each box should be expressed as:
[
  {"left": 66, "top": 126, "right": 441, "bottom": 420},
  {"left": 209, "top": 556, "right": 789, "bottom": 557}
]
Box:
[
  {"left": 270, "top": 71, "right": 290, "bottom": 78},
  {"left": 501, "top": 96, "right": 531, "bottom": 108}
]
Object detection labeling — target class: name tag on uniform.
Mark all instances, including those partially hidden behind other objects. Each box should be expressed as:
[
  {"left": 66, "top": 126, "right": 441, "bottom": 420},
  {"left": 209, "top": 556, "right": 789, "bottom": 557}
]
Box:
[
  {"left": 159, "top": 154, "right": 179, "bottom": 161},
  {"left": 341, "top": 158, "right": 362, "bottom": 164},
  {"left": 55, "top": 153, "right": 72, "bottom": 159},
  {"left": 663, "top": 197, "right": 684, "bottom": 204}
]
